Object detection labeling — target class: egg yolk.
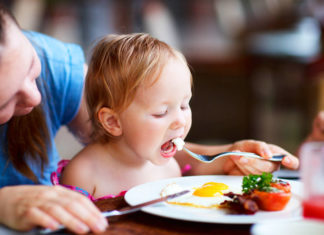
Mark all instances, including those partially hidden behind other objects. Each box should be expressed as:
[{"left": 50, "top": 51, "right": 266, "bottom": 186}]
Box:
[{"left": 193, "top": 182, "right": 229, "bottom": 197}]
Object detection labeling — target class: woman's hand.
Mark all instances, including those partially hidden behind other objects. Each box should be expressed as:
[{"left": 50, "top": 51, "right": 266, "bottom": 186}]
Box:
[
  {"left": 0, "top": 185, "right": 108, "bottom": 234},
  {"left": 223, "top": 140, "right": 299, "bottom": 175},
  {"left": 307, "top": 111, "right": 324, "bottom": 141}
]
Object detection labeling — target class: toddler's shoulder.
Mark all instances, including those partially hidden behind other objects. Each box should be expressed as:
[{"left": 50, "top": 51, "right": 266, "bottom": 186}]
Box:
[{"left": 59, "top": 146, "right": 101, "bottom": 192}]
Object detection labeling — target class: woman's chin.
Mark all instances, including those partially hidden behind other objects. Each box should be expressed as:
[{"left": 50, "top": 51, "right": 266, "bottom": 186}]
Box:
[{"left": 15, "top": 107, "right": 34, "bottom": 116}]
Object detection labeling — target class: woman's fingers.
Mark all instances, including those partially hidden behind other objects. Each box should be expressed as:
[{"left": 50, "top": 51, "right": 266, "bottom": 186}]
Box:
[
  {"left": 225, "top": 155, "right": 280, "bottom": 175},
  {"left": 20, "top": 207, "right": 59, "bottom": 231},
  {"left": 226, "top": 140, "right": 299, "bottom": 175},
  {"left": 223, "top": 157, "right": 236, "bottom": 174},
  {"left": 282, "top": 155, "right": 299, "bottom": 170},
  {"left": 227, "top": 168, "right": 244, "bottom": 175},
  {"left": 44, "top": 186, "right": 108, "bottom": 233},
  {"left": 41, "top": 202, "right": 90, "bottom": 234},
  {"left": 60, "top": 195, "right": 108, "bottom": 233},
  {"left": 0, "top": 185, "right": 108, "bottom": 234},
  {"left": 230, "top": 140, "right": 272, "bottom": 159},
  {"left": 268, "top": 144, "right": 299, "bottom": 170}
]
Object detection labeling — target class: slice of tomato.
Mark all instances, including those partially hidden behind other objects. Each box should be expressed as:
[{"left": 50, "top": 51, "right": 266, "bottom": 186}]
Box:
[{"left": 252, "top": 190, "right": 291, "bottom": 211}]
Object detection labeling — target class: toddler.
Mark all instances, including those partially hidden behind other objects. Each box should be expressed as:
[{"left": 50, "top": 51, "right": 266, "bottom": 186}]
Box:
[{"left": 52, "top": 33, "right": 298, "bottom": 200}]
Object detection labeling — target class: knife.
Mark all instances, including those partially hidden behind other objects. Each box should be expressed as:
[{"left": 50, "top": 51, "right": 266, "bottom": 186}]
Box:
[{"left": 40, "top": 189, "right": 190, "bottom": 234}]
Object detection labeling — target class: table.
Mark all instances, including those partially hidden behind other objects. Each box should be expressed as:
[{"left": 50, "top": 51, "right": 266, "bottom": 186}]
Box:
[
  {"left": 0, "top": 170, "right": 300, "bottom": 234},
  {"left": 91, "top": 173, "right": 299, "bottom": 235},
  {"left": 0, "top": 195, "right": 252, "bottom": 234},
  {"left": 90, "top": 196, "right": 252, "bottom": 235}
]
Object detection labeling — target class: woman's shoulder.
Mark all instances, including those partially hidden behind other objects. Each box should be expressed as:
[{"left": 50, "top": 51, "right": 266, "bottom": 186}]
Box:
[
  {"left": 25, "top": 31, "right": 86, "bottom": 127},
  {"left": 24, "top": 31, "right": 84, "bottom": 63}
]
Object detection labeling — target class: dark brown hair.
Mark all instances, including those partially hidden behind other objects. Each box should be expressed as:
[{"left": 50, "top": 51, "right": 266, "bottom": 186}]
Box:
[{"left": 0, "top": 4, "right": 50, "bottom": 182}]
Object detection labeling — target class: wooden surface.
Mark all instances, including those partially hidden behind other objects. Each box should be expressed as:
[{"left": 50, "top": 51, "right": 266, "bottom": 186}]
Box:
[{"left": 89, "top": 196, "right": 252, "bottom": 235}]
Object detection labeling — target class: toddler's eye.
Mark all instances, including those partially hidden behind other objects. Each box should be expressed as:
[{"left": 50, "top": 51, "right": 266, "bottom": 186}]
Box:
[
  {"left": 153, "top": 110, "right": 167, "bottom": 118},
  {"left": 181, "top": 103, "right": 190, "bottom": 110}
]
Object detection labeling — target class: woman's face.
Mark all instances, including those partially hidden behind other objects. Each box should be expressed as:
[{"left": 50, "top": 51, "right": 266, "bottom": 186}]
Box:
[{"left": 0, "top": 17, "right": 41, "bottom": 124}]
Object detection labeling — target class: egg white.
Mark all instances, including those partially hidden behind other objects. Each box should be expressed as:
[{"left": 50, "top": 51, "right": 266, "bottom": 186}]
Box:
[{"left": 161, "top": 182, "right": 241, "bottom": 209}]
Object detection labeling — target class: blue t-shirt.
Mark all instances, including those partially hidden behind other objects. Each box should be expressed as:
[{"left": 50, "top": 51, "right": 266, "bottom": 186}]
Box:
[{"left": 0, "top": 31, "right": 85, "bottom": 186}]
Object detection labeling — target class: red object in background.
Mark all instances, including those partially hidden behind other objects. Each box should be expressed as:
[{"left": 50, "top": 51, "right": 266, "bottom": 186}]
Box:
[{"left": 303, "top": 195, "right": 324, "bottom": 220}]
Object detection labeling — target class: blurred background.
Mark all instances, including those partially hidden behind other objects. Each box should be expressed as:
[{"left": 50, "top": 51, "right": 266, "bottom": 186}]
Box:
[{"left": 4, "top": 0, "right": 324, "bottom": 158}]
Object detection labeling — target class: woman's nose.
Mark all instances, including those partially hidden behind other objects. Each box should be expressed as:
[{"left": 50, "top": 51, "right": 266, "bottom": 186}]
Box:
[{"left": 18, "top": 79, "right": 41, "bottom": 107}]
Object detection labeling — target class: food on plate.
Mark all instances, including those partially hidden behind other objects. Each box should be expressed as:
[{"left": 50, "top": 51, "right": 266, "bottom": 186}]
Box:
[
  {"left": 160, "top": 181, "right": 241, "bottom": 209},
  {"left": 221, "top": 173, "right": 292, "bottom": 213},
  {"left": 243, "top": 172, "right": 291, "bottom": 211},
  {"left": 160, "top": 173, "right": 291, "bottom": 214},
  {"left": 220, "top": 192, "right": 259, "bottom": 214}
]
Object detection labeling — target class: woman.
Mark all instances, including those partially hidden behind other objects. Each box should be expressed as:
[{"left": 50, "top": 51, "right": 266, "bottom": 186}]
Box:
[
  {"left": 0, "top": 4, "right": 107, "bottom": 234},
  {"left": 0, "top": 3, "right": 299, "bottom": 234}
]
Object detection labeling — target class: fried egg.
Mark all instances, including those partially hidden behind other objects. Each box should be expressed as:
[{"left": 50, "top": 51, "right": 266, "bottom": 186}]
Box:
[{"left": 161, "top": 181, "right": 241, "bottom": 209}]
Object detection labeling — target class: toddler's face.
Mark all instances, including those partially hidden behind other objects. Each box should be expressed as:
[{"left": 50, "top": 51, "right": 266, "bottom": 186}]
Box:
[{"left": 119, "top": 57, "right": 192, "bottom": 165}]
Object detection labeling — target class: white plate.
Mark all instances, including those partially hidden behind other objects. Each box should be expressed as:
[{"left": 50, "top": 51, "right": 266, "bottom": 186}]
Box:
[
  {"left": 124, "top": 175, "right": 303, "bottom": 224},
  {"left": 251, "top": 220, "right": 324, "bottom": 235}
]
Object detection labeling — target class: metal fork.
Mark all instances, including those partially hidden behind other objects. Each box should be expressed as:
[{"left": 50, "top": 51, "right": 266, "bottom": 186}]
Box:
[{"left": 182, "top": 147, "right": 285, "bottom": 163}]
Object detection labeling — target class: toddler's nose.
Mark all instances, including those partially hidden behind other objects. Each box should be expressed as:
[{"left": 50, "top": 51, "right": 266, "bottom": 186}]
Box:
[{"left": 170, "top": 112, "right": 186, "bottom": 130}]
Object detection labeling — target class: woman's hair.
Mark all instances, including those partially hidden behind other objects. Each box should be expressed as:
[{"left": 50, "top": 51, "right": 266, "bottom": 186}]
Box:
[
  {"left": 0, "top": 4, "right": 49, "bottom": 182},
  {"left": 86, "top": 33, "right": 190, "bottom": 142}
]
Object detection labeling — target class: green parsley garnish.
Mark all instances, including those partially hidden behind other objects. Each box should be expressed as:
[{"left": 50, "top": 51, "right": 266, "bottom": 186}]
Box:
[{"left": 242, "top": 172, "right": 274, "bottom": 194}]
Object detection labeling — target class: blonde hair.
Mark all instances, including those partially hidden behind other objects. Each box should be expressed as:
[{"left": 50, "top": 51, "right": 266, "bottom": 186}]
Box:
[{"left": 86, "top": 33, "right": 190, "bottom": 142}]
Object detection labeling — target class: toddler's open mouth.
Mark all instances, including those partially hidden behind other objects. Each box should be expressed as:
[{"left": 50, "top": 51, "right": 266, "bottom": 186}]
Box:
[{"left": 160, "top": 140, "right": 177, "bottom": 158}]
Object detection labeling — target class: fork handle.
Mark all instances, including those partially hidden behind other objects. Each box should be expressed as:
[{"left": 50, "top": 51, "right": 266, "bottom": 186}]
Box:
[{"left": 216, "top": 152, "right": 285, "bottom": 162}]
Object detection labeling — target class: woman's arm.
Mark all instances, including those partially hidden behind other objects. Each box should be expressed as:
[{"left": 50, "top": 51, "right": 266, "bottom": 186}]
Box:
[
  {"left": 174, "top": 142, "right": 231, "bottom": 175},
  {"left": 66, "top": 64, "right": 92, "bottom": 145}
]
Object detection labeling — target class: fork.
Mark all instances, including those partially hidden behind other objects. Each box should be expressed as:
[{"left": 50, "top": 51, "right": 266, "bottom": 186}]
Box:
[{"left": 181, "top": 146, "right": 285, "bottom": 163}]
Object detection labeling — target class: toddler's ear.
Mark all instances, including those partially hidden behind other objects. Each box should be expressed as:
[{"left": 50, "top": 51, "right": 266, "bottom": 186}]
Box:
[{"left": 98, "top": 107, "right": 122, "bottom": 136}]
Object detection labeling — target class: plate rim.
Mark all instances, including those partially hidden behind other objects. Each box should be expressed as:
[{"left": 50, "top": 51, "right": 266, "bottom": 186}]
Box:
[{"left": 124, "top": 175, "right": 303, "bottom": 224}]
